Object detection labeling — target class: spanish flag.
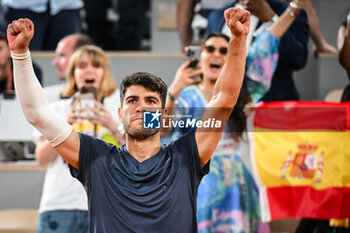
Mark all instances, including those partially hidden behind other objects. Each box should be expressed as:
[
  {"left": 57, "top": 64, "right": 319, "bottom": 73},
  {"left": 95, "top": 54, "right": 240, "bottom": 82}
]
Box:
[{"left": 249, "top": 101, "right": 350, "bottom": 222}]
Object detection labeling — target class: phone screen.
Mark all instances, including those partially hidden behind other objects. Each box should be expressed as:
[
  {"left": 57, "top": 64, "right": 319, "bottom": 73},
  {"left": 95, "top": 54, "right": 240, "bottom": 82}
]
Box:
[{"left": 79, "top": 86, "right": 97, "bottom": 118}]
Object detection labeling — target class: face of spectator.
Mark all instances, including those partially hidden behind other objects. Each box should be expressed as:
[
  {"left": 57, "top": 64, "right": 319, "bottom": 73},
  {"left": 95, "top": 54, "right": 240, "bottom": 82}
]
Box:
[
  {"left": 119, "top": 85, "right": 161, "bottom": 140},
  {"left": 74, "top": 52, "right": 104, "bottom": 91},
  {"left": 53, "top": 37, "right": 76, "bottom": 80},
  {"left": 200, "top": 37, "right": 228, "bottom": 81},
  {"left": 0, "top": 39, "right": 10, "bottom": 68}
]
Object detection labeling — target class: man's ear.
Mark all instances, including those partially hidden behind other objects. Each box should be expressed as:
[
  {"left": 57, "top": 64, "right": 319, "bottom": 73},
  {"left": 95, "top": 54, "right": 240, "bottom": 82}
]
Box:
[{"left": 118, "top": 107, "right": 123, "bottom": 122}]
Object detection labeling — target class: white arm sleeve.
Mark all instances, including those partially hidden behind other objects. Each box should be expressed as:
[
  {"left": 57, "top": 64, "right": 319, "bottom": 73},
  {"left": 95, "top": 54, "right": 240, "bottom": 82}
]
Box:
[{"left": 12, "top": 50, "right": 72, "bottom": 147}]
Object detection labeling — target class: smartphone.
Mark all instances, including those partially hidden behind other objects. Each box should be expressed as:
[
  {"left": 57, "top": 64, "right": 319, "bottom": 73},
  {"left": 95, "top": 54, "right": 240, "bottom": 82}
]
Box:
[
  {"left": 79, "top": 86, "right": 97, "bottom": 118},
  {"left": 184, "top": 45, "right": 202, "bottom": 80},
  {"left": 185, "top": 45, "right": 201, "bottom": 68}
]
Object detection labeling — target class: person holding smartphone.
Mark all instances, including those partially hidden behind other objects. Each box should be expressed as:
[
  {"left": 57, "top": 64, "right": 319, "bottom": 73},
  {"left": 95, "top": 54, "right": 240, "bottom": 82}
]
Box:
[{"left": 34, "top": 45, "right": 124, "bottom": 233}]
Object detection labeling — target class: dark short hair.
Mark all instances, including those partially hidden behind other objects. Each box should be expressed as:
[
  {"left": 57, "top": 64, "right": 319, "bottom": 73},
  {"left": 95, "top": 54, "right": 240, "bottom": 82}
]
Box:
[
  {"left": 0, "top": 32, "right": 7, "bottom": 43},
  {"left": 120, "top": 72, "right": 168, "bottom": 108},
  {"left": 201, "top": 33, "right": 230, "bottom": 45}
]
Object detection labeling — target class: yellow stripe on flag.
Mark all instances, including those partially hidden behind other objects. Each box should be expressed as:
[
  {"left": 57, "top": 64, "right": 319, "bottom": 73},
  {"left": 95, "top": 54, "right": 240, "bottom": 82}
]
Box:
[{"left": 253, "top": 129, "right": 350, "bottom": 189}]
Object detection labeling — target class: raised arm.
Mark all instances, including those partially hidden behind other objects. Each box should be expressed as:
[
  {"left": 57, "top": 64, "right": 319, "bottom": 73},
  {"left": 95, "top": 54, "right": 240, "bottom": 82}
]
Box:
[
  {"left": 246, "top": 0, "right": 307, "bottom": 103},
  {"left": 274, "top": 1, "right": 309, "bottom": 70},
  {"left": 298, "top": 0, "right": 337, "bottom": 58},
  {"left": 195, "top": 8, "right": 249, "bottom": 166},
  {"left": 177, "top": 0, "right": 196, "bottom": 51},
  {"left": 8, "top": 18, "right": 80, "bottom": 168}
]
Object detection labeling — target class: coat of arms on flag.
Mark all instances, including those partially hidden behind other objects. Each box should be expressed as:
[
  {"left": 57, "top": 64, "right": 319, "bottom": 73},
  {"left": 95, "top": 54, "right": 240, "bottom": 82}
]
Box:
[{"left": 281, "top": 142, "right": 324, "bottom": 182}]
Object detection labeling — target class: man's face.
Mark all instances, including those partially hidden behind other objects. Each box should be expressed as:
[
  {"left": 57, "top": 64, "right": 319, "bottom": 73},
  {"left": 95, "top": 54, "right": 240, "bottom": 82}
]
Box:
[
  {"left": 118, "top": 85, "right": 162, "bottom": 140},
  {"left": 52, "top": 37, "right": 76, "bottom": 80}
]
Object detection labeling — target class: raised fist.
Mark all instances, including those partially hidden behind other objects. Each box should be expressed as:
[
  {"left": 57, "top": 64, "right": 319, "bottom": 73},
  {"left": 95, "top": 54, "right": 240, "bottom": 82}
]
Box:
[
  {"left": 7, "top": 18, "right": 34, "bottom": 53},
  {"left": 224, "top": 8, "right": 250, "bottom": 37}
]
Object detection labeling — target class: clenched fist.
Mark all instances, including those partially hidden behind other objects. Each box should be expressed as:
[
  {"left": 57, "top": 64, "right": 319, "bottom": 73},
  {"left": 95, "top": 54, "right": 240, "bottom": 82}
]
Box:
[
  {"left": 224, "top": 8, "right": 250, "bottom": 37},
  {"left": 7, "top": 18, "right": 34, "bottom": 53}
]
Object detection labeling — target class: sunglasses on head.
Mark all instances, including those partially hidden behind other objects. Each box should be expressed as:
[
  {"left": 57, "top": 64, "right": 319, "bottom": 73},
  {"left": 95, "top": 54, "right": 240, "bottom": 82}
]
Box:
[{"left": 204, "top": 45, "right": 228, "bottom": 55}]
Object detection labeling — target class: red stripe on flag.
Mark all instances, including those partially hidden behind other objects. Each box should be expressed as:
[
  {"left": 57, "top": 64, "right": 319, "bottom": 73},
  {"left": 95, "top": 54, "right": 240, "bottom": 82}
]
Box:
[
  {"left": 254, "top": 101, "right": 349, "bottom": 131},
  {"left": 266, "top": 186, "right": 350, "bottom": 220}
]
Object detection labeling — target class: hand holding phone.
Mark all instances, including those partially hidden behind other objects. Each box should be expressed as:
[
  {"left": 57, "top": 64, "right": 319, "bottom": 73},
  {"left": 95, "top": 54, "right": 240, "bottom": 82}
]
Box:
[{"left": 79, "top": 86, "right": 97, "bottom": 118}]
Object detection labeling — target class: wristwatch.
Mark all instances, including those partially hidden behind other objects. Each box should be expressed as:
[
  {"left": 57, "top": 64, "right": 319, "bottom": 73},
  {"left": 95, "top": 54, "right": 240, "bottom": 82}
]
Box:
[{"left": 288, "top": 1, "right": 300, "bottom": 17}]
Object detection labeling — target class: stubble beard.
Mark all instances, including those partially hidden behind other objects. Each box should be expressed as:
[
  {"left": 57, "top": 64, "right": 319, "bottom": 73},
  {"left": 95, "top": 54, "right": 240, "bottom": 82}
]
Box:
[{"left": 123, "top": 119, "right": 159, "bottom": 140}]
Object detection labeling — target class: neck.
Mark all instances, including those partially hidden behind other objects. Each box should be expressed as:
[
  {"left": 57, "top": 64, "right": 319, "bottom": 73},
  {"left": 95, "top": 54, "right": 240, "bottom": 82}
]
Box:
[{"left": 125, "top": 133, "right": 161, "bottom": 163}]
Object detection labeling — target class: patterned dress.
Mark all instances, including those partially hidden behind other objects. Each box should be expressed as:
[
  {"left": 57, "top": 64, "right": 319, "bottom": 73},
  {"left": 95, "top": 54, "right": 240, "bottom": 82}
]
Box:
[{"left": 163, "top": 30, "right": 280, "bottom": 233}]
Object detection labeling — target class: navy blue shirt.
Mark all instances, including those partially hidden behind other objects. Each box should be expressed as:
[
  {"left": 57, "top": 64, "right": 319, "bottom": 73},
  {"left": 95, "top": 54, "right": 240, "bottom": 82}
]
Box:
[{"left": 70, "top": 130, "right": 209, "bottom": 233}]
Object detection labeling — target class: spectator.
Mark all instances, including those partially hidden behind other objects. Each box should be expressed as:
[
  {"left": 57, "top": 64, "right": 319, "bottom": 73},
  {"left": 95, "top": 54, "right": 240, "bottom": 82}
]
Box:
[
  {"left": 2, "top": 0, "right": 83, "bottom": 50},
  {"left": 204, "top": 0, "right": 309, "bottom": 102},
  {"left": 0, "top": 32, "right": 41, "bottom": 95},
  {"left": 338, "top": 10, "right": 350, "bottom": 74},
  {"left": 116, "top": 0, "right": 149, "bottom": 50},
  {"left": 43, "top": 33, "right": 94, "bottom": 103},
  {"left": 338, "top": 9, "right": 350, "bottom": 101},
  {"left": 84, "top": 0, "right": 149, "bottom": 50},
  {"left": 83, "top": 0, "right": 116, "bottom": 50},
  {"left": 0, "top": 32, "right": 14, "bottom": 94},
  {"left": 0, "top": 3, "right": 6, "bottom": 33},
  {"left": 177, "top": 0, "right": 232, "bottom": 51},
  {"left": 34, "top": 45, "right": 124, "bottom": 233}
]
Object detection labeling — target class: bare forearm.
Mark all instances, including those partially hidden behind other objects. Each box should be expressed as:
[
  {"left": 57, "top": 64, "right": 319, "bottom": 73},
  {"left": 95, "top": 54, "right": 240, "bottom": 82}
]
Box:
[
  {"left": 197, "top": 36, "right": 247, "bottom": 166},
  {"left": 301, "top": 0, "right": 326, "bottom": 46},
  {"left": 268, "top": 8, "right": 297, "bottom": 38},
  {"left": 35, "top": 138, "right": 58, "bottom": 167},
  {"left": 212, "top": 36, "right": 247, "bottom": 107}
]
